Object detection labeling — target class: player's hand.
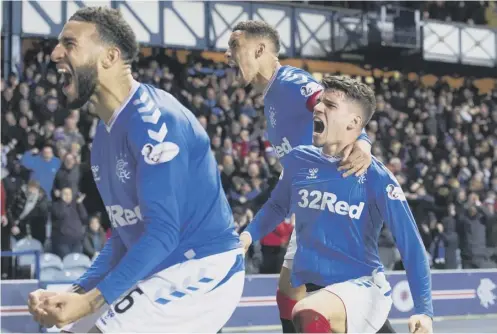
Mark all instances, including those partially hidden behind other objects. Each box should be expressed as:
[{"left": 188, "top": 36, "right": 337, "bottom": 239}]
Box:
[
  {"left": 240, "top": 232, "right": 252, "bottom": 254},
  {"left": 11, "top": 225, "right": 20, "bottom": 236},
  {"left": 408, "top": 314, "right": 433, "bottom": 334},
  {"left": 338, "top": 140, "right": 372, "bottom": 177},
  {"left": 76, "top": 193, "right": 86, "bottom": 204},
  {"left": 28, "top": 289, "right": 58, "bottom": 327},
  {"left": 42, "top": 292, "right": 93, "bottom": 328}
]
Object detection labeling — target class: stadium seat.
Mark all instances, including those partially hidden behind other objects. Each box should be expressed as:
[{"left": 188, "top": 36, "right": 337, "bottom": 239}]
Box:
[
  {"left": 39, "top": 267, "right": 63, "bottom": 281},
  {"left": 55, "top": 269, "right": 86, "bottom": 282},
  {"left": 62, "top": 253, "right": 91, "bottom": 270},
  {"left": 12, "top": 237, "right": 43, "bottom": 267},
  {"left": 40, "top": 253, "right": 63, "bottom": 271}
]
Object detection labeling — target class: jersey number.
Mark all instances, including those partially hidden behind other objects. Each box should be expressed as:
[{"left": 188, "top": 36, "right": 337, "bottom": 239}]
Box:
[
  {"left": 298, "top": 189, "right": 321, "bottom": 209},
  {"left": 114, "top": 287, "right": 144, "bottom": 314}
]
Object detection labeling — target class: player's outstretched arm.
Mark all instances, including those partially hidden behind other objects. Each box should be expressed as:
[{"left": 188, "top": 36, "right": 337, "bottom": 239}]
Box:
[
  {"left": 92, "top": 112, "right": 186, "bottom": 306},
  {"left": 40, "top": 111, "right": 189, "bottom": 328},
  {"left": 73, "top": 231, "right": 126, "bottom": 292},
  {"left": 370, "top": 166, "right": 434, "bottom": 328},
  {"left": 242, "top": 165, "right": 292, "bottom": 250}
]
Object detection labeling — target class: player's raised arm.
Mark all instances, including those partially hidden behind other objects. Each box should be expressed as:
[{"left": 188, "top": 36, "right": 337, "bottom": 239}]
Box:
[
  {"left": 370, "top": 165, "right": 434, "bottom": 320},
  {"left": 93, "top": 112, "right": 186, "bottom": 305},
  {"left": 73, "top": 231, "right": 126, "bottom": 292},
  {"left": 242, "top": 162, "right": 293, "bottom": 246}
]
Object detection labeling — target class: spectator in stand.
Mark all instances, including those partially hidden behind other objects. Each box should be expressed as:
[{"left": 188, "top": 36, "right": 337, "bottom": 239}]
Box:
[
  {"left": 20, "top": 145, "right": 60, "bottom": 199},
  {"left": 7, "top": 180, "right": 49, "bottom": 245},
  {"left": 482, "top": 198, "right": 497, "bottom": 263},
  {"left": 2, "top": 160, "right": 28, "bottom": 203},
  {"left": 439, "top": 203, "right": 460, "bottom": 269},
  {"left": 1, "top": 182, "right": 10, "bottom": 278},
  {"left": 50, "top": 187, "right": 87, "bottom": 258},
  {"left": 378, "top": 225, "right": 401, "bottom": 270},
  {"left": 53, "top": 112, "right": 85, "bottom": 153},
  {"left": 52, "top": 153, "right": 81, "bottom": 199},
  {"left": 82, "top": 214, "right": 106, "bottom": 260},
  {"left": 459, "top": 203, "right": 497, "bottom": 269},
  {"left": 1, "top": 181, "right": 7, "bottom": 233}
]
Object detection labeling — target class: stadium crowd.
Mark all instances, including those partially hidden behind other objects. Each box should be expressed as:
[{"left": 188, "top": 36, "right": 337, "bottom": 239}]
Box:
[{"left": 1, "top": 38, "right": 497, "bottom": 279}]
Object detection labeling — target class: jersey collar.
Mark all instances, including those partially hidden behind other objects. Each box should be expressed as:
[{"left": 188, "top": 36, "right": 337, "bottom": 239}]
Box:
[
  {"left": 106, "top": 80, "right": 141, "bottom": 132},
  {"left": 262, "top": 63, "right": 282, "bottom": 99},
  {"left": 319, "top": 148, "right": 342, "bottom": 163}
]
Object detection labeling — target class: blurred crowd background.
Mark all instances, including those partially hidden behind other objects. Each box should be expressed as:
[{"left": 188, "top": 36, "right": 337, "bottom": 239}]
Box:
[{"left": 2, "top": 1, "right": 497, "bottom": 280}]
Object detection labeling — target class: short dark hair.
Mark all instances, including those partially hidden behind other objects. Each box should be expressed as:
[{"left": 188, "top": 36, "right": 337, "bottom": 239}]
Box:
[
  {"left": 69, "top": 7, "right": 139, "bottom": 64},
  {"left": 321, "top": 75, "right": 376, "bottom": 125},
  {"left": 232, "top": 20, "right": 280, "bottom": 54}
]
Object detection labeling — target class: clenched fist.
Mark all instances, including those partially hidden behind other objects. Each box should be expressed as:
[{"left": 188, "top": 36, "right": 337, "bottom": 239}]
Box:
[
  {"left": 408, "top": 314, "right": 433, "bottom": 334},
  {"left": 28, "top": 289, "right": 58, "bottom": 327},
  {"left": 240, "top": 232, "right": 252, "bottom": 254}
]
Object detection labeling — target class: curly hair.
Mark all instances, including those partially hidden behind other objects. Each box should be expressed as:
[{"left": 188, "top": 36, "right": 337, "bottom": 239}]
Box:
[
  {"left": 69, "top": 7, "right": 139, "bottom": 65},
  {"left": 321, "top": 75, "right": 376, "bottom": 125},
  {"left": 232, "top": 20, "right": 280, "bottom": 54}
]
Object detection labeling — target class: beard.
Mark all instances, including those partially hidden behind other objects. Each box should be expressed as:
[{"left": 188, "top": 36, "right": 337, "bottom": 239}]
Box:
[{"left": 67, "top": 62, "right": 98, "bottom": 110}]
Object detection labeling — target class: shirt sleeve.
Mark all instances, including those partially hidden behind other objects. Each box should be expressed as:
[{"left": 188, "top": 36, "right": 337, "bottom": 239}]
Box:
[
  {"left": 245, "top": 164, "right": 292, "bottom": 242},
  {"left": 96, "top": 112, "right": 186, "bottom": 304},
  {"left": 371, "top": 167, "right": 433, "bottom": 318},
  {"left": 74, "top": 231, "right": 126, "bottom": 291}
]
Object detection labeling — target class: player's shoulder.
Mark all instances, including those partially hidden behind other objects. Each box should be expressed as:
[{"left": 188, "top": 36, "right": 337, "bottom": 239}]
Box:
[
  {"left": 277, "top": 65, "right": 315, "bottom": 80},
  {"left": 127, "top": 83, "right": 191, "bottom": 135},
  {"left": 276, "top": 66, "right": 321, "bottom": 93},
  {"left": 367, "top": 157, "right": 403, "bottom": 191},
  {"left": 125, "top": 84, "right": 185, "bottom": 162}
]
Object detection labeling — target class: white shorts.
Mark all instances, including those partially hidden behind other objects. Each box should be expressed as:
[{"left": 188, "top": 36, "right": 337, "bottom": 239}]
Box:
[
  {"left": 63, "top": 249, "right": 245, "bottom": 333},
  {"left": 282, "top": 229, "right": 297, "bottom": 269},
  {"left": 324, "top": 269, "right": 392, "bottom": 333}
]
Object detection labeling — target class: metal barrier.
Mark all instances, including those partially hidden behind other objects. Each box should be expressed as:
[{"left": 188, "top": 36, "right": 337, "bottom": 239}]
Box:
[{"left": 1, "top": 250, "right": 41, "bottom": 280}]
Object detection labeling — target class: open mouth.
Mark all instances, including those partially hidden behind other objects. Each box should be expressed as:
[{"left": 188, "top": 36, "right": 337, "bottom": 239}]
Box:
[
  {"left": 57, "top": 68, "right": 73, "bottom": 93},
  {"left": 313, "top": 118, "right": 325, "bottom": 133},
  {"left": 229, "top": 62, "right": 241, "bottom": 80}
]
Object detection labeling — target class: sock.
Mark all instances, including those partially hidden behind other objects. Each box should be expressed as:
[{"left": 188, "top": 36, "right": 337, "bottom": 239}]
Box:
[
  {"left": 277, "top": 290, "right": 298, "bottom": 333},
  {"left": 292, "top": 309, "right": 332, "bottom": 333},
  {"left": 377, "top": 319, "right": 396, "bottom": 333},
  {"left": 281, "top": 319, "right": 297, "bottom": 333}
]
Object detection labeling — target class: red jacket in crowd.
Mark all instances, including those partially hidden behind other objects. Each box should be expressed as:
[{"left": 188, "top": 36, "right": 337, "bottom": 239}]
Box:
[{"left": 260, "top": 220, "right": 294, "bottom": 247}]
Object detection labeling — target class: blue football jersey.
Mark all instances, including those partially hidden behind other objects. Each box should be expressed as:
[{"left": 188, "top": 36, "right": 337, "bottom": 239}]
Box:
[
  {"left": 263, "top": 65, "right": 370, "bottom": 163},
  {"left": 74, "top": 81, "right": 240, "bottom": 304},
  {"left": 247, "top": 145, "right": 433, "bottom": 318}
]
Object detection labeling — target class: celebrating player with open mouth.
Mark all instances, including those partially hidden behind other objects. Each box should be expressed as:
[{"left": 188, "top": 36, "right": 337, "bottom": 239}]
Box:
[
  {"left": 27, "top": 7, "right": 244, "bottom": 333},
  {"left": 243, "top": 75, "right": 434, "bottom": 334},
  {"left": 225, "top": 20, "right": 397, "bottom": 333}
]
